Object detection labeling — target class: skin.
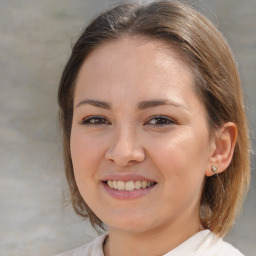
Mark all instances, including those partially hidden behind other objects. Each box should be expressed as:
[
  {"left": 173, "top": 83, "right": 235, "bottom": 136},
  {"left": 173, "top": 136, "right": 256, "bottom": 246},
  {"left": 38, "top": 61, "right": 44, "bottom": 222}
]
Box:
[{"left": 70, "top": 36, "right": 237, "bottom": 256}]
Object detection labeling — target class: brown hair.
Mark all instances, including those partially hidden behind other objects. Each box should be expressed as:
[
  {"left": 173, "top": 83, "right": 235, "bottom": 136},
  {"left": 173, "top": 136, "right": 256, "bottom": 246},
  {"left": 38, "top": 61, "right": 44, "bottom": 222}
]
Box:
[{"left": 58, "top": 0, "right": 250, "bottom": 236}]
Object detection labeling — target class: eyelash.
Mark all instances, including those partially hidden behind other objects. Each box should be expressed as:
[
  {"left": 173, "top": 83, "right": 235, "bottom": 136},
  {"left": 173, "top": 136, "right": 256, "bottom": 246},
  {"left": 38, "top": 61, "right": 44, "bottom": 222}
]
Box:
[
  {"left": 145, "top": 115, "right": 176, "bottom": 126},
  {"left": 80, "top": 115, "right": 110, "bottom": 125},
  {"left": 80, "top": 115, "right": 176, "bottom": 127}
]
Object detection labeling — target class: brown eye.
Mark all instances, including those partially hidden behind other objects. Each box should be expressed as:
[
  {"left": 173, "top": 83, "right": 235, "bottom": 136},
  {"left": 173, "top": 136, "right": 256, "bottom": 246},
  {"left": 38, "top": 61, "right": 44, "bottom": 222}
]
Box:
[
  {"left": 81, "top": 116, "right": 110, "bottom": 125},
  {"left": 146, "top": 116, "right": 176, "bottom": 126}
]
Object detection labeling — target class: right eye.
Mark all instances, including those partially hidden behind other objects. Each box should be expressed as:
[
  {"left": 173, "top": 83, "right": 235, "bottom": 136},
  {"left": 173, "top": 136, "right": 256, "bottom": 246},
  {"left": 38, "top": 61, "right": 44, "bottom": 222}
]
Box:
[{"left": 80, "top": 115, "right": 110, "bottom": 125}]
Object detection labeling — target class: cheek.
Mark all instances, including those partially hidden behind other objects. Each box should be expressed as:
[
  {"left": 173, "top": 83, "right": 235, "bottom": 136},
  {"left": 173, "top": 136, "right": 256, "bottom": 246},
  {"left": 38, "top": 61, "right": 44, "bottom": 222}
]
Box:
[
  {"left": 149, "top": 131, "right": 209, "bottom": 208},
  {"left": 147, "top": 129, "right": 210, "bottom": 181},
  {"left": 70, "top": 128, "right": 104, "bottom": 183},
  {"left": 70, "top": 128, "right": 107, "bottom": 211}
]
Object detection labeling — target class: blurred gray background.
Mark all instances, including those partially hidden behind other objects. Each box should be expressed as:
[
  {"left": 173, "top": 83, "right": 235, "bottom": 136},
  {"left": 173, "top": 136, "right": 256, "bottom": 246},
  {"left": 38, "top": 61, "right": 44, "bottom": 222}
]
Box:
[{"left": 0, "top": 0, "right": 255, "bottom": 255}]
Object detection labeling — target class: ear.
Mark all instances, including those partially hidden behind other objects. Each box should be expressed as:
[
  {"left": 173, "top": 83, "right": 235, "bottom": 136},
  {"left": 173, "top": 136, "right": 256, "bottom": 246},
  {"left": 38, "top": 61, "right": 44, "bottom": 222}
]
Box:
[{"left": 205, "top": 122, "right": 237, "bottom": 177}]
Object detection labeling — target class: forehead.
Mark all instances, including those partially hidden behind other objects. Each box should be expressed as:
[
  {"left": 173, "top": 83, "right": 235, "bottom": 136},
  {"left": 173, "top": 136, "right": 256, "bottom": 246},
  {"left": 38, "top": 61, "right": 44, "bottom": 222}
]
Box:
[
  {"left": 75, "top": 36, "right": 195, "bottom": 97},
  {"left": 83, "top": 36, "right": 191, "bottom": 73}
]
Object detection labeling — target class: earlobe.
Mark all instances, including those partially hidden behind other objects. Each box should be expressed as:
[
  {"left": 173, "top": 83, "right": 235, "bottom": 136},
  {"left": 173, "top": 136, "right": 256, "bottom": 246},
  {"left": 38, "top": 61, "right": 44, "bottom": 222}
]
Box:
[{"left": 205, "top": 122, "right": 237, "bottom": 177}]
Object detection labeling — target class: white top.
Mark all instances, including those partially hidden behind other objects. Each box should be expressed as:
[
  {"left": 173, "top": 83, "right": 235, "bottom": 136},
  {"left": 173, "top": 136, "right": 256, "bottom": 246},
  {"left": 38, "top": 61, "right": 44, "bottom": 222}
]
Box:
[{"left": 55, "top": 230, "right": 244, "bottom": 256}]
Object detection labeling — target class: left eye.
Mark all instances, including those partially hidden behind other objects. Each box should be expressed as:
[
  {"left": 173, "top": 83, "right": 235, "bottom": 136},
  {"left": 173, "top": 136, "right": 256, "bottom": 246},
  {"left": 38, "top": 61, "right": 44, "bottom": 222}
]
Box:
[{"left": 145, "top": 116, "right": 176, "bottom": 126}]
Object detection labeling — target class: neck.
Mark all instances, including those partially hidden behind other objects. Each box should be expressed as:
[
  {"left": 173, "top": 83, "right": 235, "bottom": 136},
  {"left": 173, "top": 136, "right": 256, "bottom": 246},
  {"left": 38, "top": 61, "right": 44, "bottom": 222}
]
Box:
[{"left": 104, "top": 216, "right": 202, "bottom": 256}]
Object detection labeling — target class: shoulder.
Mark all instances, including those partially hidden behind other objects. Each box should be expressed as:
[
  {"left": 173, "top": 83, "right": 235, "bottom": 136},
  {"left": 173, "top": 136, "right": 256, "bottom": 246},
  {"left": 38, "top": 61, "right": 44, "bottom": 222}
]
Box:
[
  {"left": 191, "top": 230, "right": 245, "bottom": 256},
  {"left": 54, "top": 233, "right": 108, "bottom": 256},
  {"left": 164, "top": 230, "right": 245, "bottom": 256}
]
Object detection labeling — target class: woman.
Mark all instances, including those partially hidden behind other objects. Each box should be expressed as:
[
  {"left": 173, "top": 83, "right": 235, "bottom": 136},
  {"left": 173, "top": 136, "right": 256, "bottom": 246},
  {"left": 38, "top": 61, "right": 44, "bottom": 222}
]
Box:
[{"left": 56, "top": 1, "right": 250, "bottom": 255}]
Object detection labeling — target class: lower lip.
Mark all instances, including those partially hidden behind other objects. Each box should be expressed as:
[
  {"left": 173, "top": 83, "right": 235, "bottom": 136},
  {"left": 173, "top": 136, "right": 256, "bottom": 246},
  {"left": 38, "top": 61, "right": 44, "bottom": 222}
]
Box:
[{"left": 102, "top": 182, "right": 156, "bottom": 199}]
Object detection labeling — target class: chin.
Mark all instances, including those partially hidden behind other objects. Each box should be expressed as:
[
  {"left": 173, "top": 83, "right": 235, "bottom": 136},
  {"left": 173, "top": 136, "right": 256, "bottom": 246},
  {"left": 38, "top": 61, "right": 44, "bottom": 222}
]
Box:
[{"left": 101, "top": 212, "right": 155, "bottom": 234}]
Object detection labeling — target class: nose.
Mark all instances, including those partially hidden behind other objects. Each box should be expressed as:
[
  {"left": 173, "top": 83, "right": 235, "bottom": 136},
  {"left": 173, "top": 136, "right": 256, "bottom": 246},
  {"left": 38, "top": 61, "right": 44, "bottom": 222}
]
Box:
[{"left": 105, "top": 126, "right": 145, "bottom": 167}]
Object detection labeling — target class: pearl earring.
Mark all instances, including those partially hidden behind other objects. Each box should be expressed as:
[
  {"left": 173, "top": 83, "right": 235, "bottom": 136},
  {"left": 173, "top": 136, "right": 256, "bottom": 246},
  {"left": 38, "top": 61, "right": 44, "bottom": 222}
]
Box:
[{"left": 211, "top": 166, "right": 218, "bottom": 175}]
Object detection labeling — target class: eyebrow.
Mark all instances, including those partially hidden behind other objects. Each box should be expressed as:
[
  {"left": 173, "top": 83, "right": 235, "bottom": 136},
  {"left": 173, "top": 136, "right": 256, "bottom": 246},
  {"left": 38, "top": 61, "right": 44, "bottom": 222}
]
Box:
[
  {"left": 75, "top": 99, "right": 111, "bottom": 109},
  {"left": 138, "top": 99, "right": 188, "bottom": 110},
  {"left": 75, "top": 99, "right": 188, "bottom": 111}
]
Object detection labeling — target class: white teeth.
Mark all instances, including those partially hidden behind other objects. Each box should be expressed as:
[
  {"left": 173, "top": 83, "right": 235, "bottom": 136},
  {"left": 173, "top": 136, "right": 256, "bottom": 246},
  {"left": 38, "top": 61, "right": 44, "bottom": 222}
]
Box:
[
  {"left": 113, "top": 180, "right": 118, "bottom": 190},
  {"left": 117, "top": 181, "right": 125, "bottom": 190},
  {"left": 134, "top": 180, "right": 141, "bottom": 189},
  {"left": 142, "top": 181, "right": 147, "bottom": 189},
  {"left": 106, "top": 180, "right": 155, "bottom": 191},
  {"left": 107, "top": 180, "right": 113, "bottom": 188},
  {"left": 126, "top": 181, "right": 134, "bottom": 191}
]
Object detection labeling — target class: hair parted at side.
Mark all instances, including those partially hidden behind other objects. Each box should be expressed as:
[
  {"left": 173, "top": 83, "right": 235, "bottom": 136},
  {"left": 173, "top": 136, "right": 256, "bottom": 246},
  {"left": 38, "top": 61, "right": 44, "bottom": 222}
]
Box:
[{"left": 58, "top": 0, "right": 250, "bottom": 236}]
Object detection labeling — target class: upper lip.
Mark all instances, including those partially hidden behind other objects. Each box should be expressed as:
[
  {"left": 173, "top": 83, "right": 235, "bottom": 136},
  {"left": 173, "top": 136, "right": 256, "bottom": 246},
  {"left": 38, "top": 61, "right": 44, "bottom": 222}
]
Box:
[{"left": 101, "top": 174, "right": 156, "bottom": 182}]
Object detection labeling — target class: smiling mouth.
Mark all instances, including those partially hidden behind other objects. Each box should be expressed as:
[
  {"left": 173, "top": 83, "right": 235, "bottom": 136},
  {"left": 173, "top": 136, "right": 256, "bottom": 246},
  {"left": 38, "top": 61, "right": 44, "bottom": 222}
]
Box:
[{"left": 104, "top": 180, "right": 156, "bottom": 191}]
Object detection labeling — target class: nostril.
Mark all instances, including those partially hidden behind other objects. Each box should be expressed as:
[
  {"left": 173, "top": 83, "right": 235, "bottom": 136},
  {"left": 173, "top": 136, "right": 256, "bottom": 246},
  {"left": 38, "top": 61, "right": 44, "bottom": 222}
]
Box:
[{"left": 105, "top": 146, "right": 145, "bottom": 167}]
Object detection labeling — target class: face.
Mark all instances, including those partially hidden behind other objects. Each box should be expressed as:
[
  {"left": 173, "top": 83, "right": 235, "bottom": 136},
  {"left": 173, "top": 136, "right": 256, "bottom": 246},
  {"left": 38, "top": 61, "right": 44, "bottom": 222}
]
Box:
[{"left": 70, "top": 37, "right": 214, "bottom": 235}]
